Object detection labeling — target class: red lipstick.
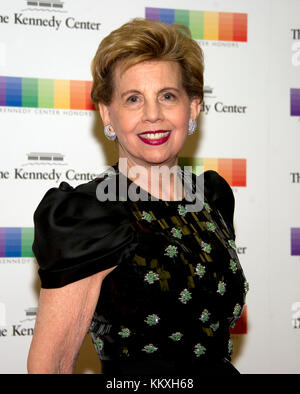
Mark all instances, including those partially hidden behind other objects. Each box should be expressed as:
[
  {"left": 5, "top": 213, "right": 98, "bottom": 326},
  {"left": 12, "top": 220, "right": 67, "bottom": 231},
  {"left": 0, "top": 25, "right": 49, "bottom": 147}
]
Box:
[{"left": 138, "top": 130, "right": 171, "bottom": 146}]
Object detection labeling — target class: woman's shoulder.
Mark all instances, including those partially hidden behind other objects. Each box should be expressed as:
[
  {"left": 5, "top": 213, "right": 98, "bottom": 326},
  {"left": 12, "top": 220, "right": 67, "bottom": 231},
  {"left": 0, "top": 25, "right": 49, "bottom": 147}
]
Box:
[
  {"left": 187, "top": 169, "right": 234, "bottom": 204},
  {"left": 32, "top": 171, "right": 137, "bottom": 289},
  {"left": 203, "top": 170, "right": 234, "bottom": 201},
  {"left": 198, "top": 170, "right": 235, "bottom": 235},
  {"left": 34, "top": 166, "right": 122, "bottom": 218}
]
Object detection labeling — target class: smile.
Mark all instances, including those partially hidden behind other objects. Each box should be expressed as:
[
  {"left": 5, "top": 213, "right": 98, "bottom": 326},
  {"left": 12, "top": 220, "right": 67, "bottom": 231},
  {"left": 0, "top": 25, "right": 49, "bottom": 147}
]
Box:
[{"left": 138, "top": 130, "right": 171, "bottom": 145}]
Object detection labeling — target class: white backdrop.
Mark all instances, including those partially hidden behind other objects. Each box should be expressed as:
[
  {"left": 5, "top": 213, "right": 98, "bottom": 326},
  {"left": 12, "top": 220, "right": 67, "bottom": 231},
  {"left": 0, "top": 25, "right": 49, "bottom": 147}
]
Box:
[{"left": 0, "top": 0, "right": 299, "bottom": 374}]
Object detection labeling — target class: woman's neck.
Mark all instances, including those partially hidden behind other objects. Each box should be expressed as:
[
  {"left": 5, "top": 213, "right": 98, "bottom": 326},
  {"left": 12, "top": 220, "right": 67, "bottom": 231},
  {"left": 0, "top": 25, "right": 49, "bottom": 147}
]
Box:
[{"left": 117, "top": 156, "right": 185, "bottom": 201}]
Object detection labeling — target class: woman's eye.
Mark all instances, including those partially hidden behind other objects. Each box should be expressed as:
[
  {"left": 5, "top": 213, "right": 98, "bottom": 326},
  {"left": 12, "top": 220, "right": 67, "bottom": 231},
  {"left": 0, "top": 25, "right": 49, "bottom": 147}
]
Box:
[
  {"left": 163, "top": 93, "right": 175, "bottom": 100},
  {"left": 127, "top": 96, "right": 139, "bottom": 103}
]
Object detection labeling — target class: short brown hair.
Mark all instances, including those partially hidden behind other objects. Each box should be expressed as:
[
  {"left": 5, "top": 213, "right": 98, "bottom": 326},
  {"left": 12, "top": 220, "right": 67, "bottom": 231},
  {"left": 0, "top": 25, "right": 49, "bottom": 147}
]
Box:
[{"left": 91, "top": 18, "right": 204, "bottom": 105}]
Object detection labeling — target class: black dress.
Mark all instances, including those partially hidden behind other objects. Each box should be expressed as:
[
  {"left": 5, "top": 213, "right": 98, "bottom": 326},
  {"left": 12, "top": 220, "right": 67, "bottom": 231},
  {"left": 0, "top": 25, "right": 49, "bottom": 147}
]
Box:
[{"left": 32, "top": 162, "right": 248, "bottom": 375}]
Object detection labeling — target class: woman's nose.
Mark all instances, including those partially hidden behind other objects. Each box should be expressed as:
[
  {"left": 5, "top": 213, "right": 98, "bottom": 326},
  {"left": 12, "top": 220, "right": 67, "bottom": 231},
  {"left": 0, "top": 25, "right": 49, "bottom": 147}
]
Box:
[{"left": 142, "top": 100, "right": 163, "bottom": 123}]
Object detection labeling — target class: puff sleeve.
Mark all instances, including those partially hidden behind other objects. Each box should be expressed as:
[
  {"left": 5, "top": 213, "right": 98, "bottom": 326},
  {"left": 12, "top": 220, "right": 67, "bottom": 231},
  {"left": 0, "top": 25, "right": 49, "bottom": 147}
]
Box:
[
  {"left": 204, "top": 170, "right": 236, "bottom": 238},
  {"left": 32, "top": 181, "right": 138, "bottom": 289}
]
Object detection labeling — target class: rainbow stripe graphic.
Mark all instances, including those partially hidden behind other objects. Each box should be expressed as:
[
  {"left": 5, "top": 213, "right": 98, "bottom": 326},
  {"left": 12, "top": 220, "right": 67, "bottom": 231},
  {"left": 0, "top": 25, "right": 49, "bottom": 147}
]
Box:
[
  {"left": 178, "top": 157, "right": 247, "bottom": 187},
  {"left": 291, "top": 228, "right": 300, "bottom": 255},
  {"left": 145, "top": 7, "right": 247, "bottom": 42},
  {"left": 0, "top": 76, "right": 94, "bottom": 110},
  {"left": 290, "top": 89, "right": 300, "bottom": 116},
  {"left": 0, "top": 228, "right": 34, "bottom": 257}
]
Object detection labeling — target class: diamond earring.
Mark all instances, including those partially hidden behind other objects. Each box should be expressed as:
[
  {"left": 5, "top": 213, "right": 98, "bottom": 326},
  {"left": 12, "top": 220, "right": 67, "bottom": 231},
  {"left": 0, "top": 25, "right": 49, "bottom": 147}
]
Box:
[
  {"left": 188, "top": 118, "right": 197, "bottom": 135},
  {"left": 104, "top": 124, "right": 116, "bottom": 140}
]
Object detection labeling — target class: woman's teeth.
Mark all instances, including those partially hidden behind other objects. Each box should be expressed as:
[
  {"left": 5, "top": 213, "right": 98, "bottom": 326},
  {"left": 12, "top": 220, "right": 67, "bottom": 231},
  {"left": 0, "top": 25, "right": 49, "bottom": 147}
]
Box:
[{"left": 139, "top": 131, "right": 170, "bottom": 140}]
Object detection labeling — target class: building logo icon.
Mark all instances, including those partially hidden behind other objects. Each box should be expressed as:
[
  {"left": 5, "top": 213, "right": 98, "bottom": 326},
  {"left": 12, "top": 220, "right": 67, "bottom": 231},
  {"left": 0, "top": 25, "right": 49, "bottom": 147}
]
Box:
[
  {"left": 292, "top": 302, "right": 300, "bottom": 328},
  {"left": 24, "top": 307, "right": 37, "bottom": 318},
  {"left": 26, "top": 152, "right": 65, "bottom": 164},
  {"left": 26, "top": 1, "right": 64, "bottom": 10},
  {"left": 203, "top": 86, "right": 214, "bottom": 97}
]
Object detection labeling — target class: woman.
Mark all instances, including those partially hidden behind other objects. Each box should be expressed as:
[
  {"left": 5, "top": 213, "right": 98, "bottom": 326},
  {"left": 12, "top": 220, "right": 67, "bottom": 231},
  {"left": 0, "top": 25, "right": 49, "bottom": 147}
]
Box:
[{"left": 27, "top": 18, "right": 247, "bottom": 375}]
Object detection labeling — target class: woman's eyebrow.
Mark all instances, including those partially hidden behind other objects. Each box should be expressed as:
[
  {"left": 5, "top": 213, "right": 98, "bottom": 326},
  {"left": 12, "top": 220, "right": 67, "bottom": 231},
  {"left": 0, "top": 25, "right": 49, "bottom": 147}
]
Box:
[
  {"left": 120, "top": 89, "right": 140, "bottom": 98},
  {"left": 120, "top": 87, "right": 181, "bottom": 98},
  {"left": 159, "top": 87, "right": 181, "bottom": 94}
]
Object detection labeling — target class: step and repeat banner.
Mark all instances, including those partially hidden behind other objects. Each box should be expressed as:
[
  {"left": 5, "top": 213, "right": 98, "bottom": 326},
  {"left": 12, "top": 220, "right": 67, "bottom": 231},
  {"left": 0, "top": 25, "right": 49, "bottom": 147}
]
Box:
[{"left": 0, "top": 0, "right": 299, "bottom": 374}]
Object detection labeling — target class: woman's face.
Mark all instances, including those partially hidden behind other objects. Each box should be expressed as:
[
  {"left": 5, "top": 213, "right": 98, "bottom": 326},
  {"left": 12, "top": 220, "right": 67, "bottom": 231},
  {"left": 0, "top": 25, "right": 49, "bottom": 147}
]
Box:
[{"left": 99, "top": 60, "right": 201, "bottom": 169}]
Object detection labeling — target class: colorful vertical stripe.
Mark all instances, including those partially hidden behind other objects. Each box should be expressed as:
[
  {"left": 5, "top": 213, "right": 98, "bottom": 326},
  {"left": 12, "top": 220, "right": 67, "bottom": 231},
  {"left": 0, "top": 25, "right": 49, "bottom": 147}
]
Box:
[
  {"left": 0, "top": 76, "right": 5, "bottom": 106},
  {"left": 219, "top": 12, "right": 233, "bottom": 41},
  {"left": 204, "top": 11, "right": 219, "bottom": 41},
  {"left": 22, "top": 78, "right": 38, "bottom": 108},
  {"left": 38, "top": 78, "right": 54, "bottom": 108},
  {"left": 290, "top": 89, "right": 300, "bottom": 116},
  {"left": 0, "top": 228, "right": 5, "bottom": 257},
  {"left": 291, "top": 228, "right": 300, "bottom": 255},
  {"left": 0, "top": 228, "right": 34, "bottom": 258},
  {"left": 54, "top": 79, "right": 70, "bottom": 109},
  {"left": 178, "top": 157, "right": 247, "bottom": 187},
  {"left": 145, "top": 7, "right": 248, "bottom": 42},
  {"left": 0, "top": 76, "right": 95, "bottom": 110},
  {"left": 6, "top": 77, "right": 22, "bottom": 107}
]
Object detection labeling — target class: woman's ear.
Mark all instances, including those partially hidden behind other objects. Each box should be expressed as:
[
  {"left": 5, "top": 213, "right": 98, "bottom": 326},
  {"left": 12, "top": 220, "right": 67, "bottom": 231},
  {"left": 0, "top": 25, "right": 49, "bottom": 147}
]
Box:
[
  {"left": 98, "top": 103, "right": 111, "bottom": 125},
  {"left": 190, "top": 96, "right": 202, "bottom": 120}
]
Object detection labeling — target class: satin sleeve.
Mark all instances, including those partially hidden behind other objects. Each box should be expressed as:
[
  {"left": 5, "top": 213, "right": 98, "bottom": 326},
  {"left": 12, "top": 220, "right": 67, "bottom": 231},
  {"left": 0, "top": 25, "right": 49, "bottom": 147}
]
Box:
[
  {"left": 204, "top": 170, "right": 236, "bottom": 239},
  {"left": 32, "top": 181, "right": 138, "bottom": 289}
]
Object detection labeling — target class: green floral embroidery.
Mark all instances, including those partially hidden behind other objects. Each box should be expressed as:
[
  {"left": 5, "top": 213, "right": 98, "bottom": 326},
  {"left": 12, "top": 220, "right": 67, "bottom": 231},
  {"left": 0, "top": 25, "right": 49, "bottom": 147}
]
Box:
[
  {"left": 210, "top": 321, "right": 220, "bottom": 332},
  {"left": 179, "top": 288, "right": 192, "bottom": 304},
  {"left": 164, "top": 245, "right": 178, "bottom": 258},
  {"left": 229, "top": 320, "right": 236, "bottom": 329},
  {"left": 217, "top": 281, "right": 226, "bottom": 296},
  {"left": 204, "top": 202, "right": 211, "bottom": 212},
  {"left": 244, "top": 281, "right": 249, "bottom": 294},
  {"left": 195, "top": 263, "right": 206, "bottom": 278},
  {"left": 206, "top": 222, "right": 216, "bottom": 232},
  {"left": 230, "top": 259, "right": 238, "bottom": 273},
  {"left": 118, "top": 328, "right": 131, "bottom": 338},
  {"left": 144, "top": 271, "right": 160, "bottom": 284},
  {"left": 142, "top": 344, "right": 158, "bottom": 353},
  {"left": 169, "top": 332, "right": 183, "bottom": 342},
  {"left": 233, "top": 303, "right": 242, "bottom": 318},
  {"left": 199, "top": 309, "right": 210, "bottom": 323},
  {"left": 178, "top": 204, "right": 187, "bottom": 216},
  {"left": 145, "top": 314, "right": 160, "bottom": 326},
  {"left": 228, "top": 338, "right": 234, "bottom": 355},
  {"left": 228, "top": 239, "right": 236, "bottom": 249},
  {"left": 194, "top": 343, "right": 206, "bottom": 357},
  {"left": 95, "top": 338, "right": 104, "bottom": 352},
  {"left": 142, "top": 211, "right": 153, "bottom": 222},
  {"left": 201, "top": 241, "right": 212, "bottom": 254},
  {"left": 171, "top": 227, "right": 182, "bottom": 239}
]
